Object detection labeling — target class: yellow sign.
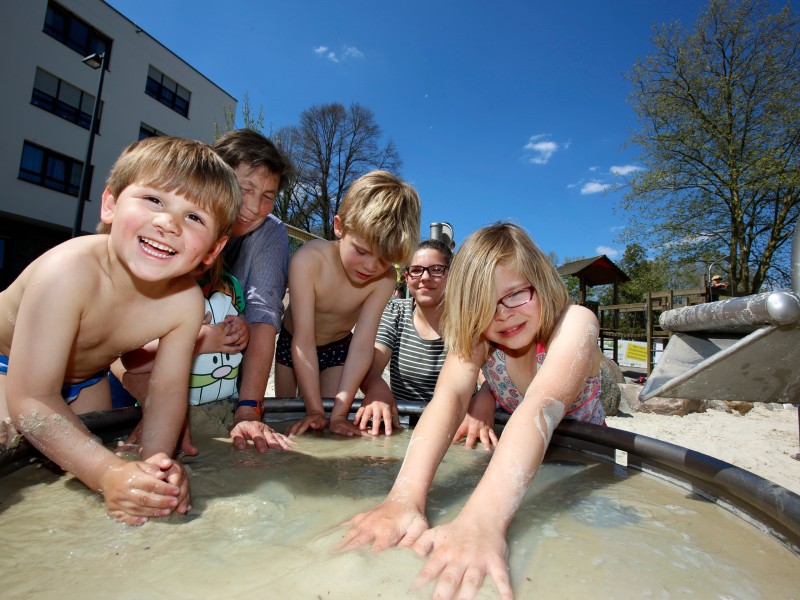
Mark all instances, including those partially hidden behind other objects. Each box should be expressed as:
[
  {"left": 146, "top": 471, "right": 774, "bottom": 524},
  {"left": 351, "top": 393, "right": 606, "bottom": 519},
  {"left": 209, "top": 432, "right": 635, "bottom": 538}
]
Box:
[{"left": 625, "top": 342, "right": 648, "bottom": 363}]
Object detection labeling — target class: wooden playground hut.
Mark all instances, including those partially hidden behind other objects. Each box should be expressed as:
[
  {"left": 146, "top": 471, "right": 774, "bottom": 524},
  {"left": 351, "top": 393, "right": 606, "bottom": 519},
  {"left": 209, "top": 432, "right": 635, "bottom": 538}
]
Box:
[{"left": 557, "top": 254, "right": 629, "bottom": 308}]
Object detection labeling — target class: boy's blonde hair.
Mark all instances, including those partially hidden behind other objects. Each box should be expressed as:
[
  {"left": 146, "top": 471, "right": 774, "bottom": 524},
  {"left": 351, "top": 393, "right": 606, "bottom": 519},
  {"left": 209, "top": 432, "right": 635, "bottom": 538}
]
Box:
[
  {"left": 442, "top": 222, "right": 570, "bottom": 359},
  {"left": 96, "top": 136, "right": 241, "bottom": 237},
  {"left": 337, "top": 170, "right": 421, "bottom": 265}
]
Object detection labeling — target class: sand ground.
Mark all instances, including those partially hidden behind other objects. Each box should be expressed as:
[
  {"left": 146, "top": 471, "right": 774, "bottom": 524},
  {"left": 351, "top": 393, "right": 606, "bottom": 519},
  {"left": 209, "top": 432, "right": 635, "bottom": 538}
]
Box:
[{"left": 607, "top": 403, "right": 800, "bottom": 496}]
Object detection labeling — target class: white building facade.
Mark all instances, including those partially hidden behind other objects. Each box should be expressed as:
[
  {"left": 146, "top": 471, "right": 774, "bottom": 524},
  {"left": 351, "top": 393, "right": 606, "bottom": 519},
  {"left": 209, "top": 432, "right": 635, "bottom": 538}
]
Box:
[{"left": 0, "top": 0, "right": 236, "bottom": 287}]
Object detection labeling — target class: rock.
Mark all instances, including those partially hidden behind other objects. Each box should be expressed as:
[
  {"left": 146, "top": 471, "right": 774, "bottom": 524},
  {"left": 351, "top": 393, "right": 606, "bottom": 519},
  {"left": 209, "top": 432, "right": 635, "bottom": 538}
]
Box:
[
  {"left": 600, "top": 355, "right": 625, "bottom": 383},
  {"left": 686, "top": 399, "right": 753, "bottom": 415},
  {"left": 725, "top": 401, "right": 754, "bottom": 415},
  {"left": 705, "top": 399, "right": 733, "bottom": 413},
  {"left": 599, "top": 358, "right": 622, "bottom": 416},
  {"left": 618, "top": 383, "right": 644, "bottom": 413},
  {"left": 639, "top": 397, "right": 706, "bottom": 416}
]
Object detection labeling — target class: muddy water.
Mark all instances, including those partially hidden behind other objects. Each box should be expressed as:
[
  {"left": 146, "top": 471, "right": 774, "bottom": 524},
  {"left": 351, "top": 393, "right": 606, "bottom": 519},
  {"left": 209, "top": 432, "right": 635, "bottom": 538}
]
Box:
[{"left": 0, "top": 413, "right": 797, "bottom": 599}]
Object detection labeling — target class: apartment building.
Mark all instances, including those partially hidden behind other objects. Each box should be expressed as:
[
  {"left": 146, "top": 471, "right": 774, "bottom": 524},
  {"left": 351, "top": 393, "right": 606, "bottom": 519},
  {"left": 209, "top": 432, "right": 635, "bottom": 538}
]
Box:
[{"left": 0, "top": 0, "right": 237, "bottom": 287}]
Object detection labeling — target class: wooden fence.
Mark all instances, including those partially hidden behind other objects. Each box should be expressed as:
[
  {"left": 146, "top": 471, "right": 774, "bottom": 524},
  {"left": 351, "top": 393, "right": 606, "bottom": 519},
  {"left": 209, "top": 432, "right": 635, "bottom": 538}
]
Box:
[{"left": 598, "top": 286, "right": 709, "bottom": 374}]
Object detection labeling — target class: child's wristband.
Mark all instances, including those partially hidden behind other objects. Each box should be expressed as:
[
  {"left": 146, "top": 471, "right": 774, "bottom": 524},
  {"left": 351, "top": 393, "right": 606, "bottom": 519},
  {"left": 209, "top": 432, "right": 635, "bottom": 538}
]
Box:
[{"left": 235, "top": 399, "right": 263, "bottom": 418}]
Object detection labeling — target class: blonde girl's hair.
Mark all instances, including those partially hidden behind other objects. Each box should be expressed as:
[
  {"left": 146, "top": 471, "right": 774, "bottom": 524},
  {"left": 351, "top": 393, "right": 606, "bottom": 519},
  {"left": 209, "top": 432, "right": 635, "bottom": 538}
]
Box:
[
  {"left": 96, "top": 136, "right": 241, "bottom": 237},
  {"left": 337, "top": 170, "right": 421, "bottom": 265},
  {"left": 442, "top": 222, "right": 570, "bottom": 359}
]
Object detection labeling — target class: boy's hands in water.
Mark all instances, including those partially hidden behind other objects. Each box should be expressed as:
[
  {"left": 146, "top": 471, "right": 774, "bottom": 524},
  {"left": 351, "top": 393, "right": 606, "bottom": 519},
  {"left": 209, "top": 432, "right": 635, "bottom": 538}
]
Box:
[{"left": 100, "top": 453, "right": 191, "bottom": 526}]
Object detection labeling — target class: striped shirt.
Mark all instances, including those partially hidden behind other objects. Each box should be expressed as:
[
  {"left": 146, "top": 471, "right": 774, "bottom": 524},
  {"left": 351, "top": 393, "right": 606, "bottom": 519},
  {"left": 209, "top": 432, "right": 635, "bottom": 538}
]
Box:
[{"left": 375, "top": 298, "right": 447, "bottom": 404}]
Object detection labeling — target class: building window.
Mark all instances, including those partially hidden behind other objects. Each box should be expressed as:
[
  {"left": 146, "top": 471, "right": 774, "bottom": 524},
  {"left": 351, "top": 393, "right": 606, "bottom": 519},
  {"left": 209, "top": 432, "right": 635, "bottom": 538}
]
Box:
[
  {"left": 18, "top": 141, "right": 85, "bottom": 197},
  {"left": 145, "top": 66, "right": 191, "bottom": 117},
  {"left": 31, "top": 68, "right": 99, "bottom": 130},
  {"left": 43, "top": 1, "right": 112, "bottom": 64},
  {"left": 138, "top": 123, "right": 167, "bottom": 140}
]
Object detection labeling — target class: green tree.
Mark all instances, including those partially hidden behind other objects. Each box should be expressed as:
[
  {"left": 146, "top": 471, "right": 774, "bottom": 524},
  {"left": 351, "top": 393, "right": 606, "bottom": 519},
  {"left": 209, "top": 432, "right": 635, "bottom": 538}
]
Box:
[
  {"left": 277, "top": 102, "right": 402, "bottom": 240},
  {"left": 617, "top": 243, "right": 671, "bottom": 303},
  {"left": 620, "top": 0, "right": 800, "bottom": 294},
  {"left": 213, "top": 92, "right": 266, "bottom": 137}
]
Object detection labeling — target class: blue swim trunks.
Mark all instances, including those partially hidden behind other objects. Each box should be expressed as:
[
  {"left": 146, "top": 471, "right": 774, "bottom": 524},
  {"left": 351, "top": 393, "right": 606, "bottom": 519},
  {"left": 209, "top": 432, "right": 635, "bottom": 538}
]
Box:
[
  {"left": 0, "top": 355, "right": 108, "bottom": 405},
  {"left": 275, "top": 329, "right": 352, "bottom": 371}
]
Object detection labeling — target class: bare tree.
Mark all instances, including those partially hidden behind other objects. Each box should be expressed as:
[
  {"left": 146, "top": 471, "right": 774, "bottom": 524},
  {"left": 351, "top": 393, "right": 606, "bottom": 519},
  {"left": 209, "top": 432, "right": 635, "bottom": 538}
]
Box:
[
  {"left": 620, "top": 0, "right": 800, "bottom": 294},
  {"left": 282, "top": 102, "right": 402, "bottom": 239}
]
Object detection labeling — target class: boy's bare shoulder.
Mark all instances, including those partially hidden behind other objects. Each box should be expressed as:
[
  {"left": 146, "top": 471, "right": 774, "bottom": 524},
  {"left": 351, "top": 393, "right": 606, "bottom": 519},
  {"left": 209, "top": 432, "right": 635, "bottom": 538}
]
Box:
[
  {"left": 291, "top": 239, "right": 340, "bottom": 274},
  {"left": 293, "top": 239, "right": 334, "bottom": 262},
  {"left": 18, "top": 236, "right": 109, "bottom": 291}
]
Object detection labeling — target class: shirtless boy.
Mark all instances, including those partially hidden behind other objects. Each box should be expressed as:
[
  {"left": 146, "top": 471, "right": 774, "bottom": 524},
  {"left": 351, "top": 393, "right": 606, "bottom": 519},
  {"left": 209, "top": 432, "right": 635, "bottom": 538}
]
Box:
[
  {"left": 274, "top": 170, "right": 421, "bottom": 436},
  {"left": 0, "top": 136, "right": 240, "bottom": 525}
]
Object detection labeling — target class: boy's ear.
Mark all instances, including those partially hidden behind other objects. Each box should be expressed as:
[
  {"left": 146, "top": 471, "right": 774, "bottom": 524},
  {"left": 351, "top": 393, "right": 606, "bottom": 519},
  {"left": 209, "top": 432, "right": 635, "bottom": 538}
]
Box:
[
  {"left": 333, "top": 215, "right": 344, "bottom": 239},
  {"left": 199, "top": 236, "right": 229, "bottom": 269},
  {"left": 100, "top": 187, "right": 117, "bottom": 226}
]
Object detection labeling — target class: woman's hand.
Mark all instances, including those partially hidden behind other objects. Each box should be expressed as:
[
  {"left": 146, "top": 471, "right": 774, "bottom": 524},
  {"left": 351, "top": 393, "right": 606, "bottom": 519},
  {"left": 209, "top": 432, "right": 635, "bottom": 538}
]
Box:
[
  {"left": 453, "top": 384, "right": 498, "bottom": 450},
  {"left": 353, "top": 394, "right": 400, "bottom": 436}
]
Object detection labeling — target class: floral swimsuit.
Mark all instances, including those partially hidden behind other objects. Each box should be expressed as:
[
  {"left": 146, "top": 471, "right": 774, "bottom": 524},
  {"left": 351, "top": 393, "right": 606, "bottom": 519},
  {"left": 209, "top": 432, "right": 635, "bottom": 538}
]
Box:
[{"left": 481, "top": 342, "right": 606, "bottom": 425}]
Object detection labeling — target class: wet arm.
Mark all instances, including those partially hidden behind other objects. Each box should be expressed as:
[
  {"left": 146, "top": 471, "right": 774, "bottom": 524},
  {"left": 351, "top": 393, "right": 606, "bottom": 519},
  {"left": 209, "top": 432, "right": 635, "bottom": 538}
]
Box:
[
  {"left": 329, "top": 281, "right": 394, "bottom": 422},
  {"left": 141, "top": 308, "right": 201, "bottom": 460},
  {"left": 465, "top": 307, "right": 598, "bottom": 526},
  {"left": 340, "top": 351, "right": 483, "bottom": 551},
  {"left": 6, "top": 267, "right": 127, "bottom": 490}
]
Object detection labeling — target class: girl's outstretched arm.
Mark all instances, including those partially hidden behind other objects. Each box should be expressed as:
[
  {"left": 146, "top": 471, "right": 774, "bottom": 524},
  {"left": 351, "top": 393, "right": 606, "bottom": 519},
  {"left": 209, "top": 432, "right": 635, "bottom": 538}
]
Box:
[
  {"left": 411, "top": 305, "right": 600, "bottom": 600},
  {"left": 339, "top": 348, "right": 483, "bottom": 551}
]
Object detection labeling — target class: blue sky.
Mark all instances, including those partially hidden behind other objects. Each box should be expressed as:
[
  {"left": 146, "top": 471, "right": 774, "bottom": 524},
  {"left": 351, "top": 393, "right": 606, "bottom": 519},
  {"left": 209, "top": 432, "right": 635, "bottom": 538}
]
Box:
[{"left": 106, "top": 0, "right": 720, "bottom": 264}]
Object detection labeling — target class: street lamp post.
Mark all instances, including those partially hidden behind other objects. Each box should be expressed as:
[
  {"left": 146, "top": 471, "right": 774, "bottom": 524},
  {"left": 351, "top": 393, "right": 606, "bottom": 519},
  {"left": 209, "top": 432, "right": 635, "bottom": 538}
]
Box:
[{"left": 71, "top": 52, "right": 107, "bottom": 238}]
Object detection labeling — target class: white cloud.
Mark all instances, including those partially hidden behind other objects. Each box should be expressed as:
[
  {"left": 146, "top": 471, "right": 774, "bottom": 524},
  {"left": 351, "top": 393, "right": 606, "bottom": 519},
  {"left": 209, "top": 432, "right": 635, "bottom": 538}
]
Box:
[
  {"left": 580, "top": 181, "right": 610, "bottom": 195},
  {"left": 523, "top": 134, "right": 559, "bottom": 165},
  {"left": 314, "top": 44, "right": 364, "bottom": 63},
  {"left": 610, "top": 164, "right": 643, "bottom": 176},
  {"left": 343, "top": 45, "right": 364, "bottom": 59},
  {"left": 596, "top": 245, "right": 619, "bottom": 258}
]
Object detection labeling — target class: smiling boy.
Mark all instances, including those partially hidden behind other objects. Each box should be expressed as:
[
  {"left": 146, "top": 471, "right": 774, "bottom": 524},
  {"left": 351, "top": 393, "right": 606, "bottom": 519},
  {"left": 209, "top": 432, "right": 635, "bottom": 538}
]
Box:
[
  {"left": 274, "top": 170, "right": 421, "bottom": 436},
  {"left": 211, "top": 130, "right": 294, "bottom": 452},
  {"left": 0, "top": 136, "right": 240, "bottom": 525}
]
